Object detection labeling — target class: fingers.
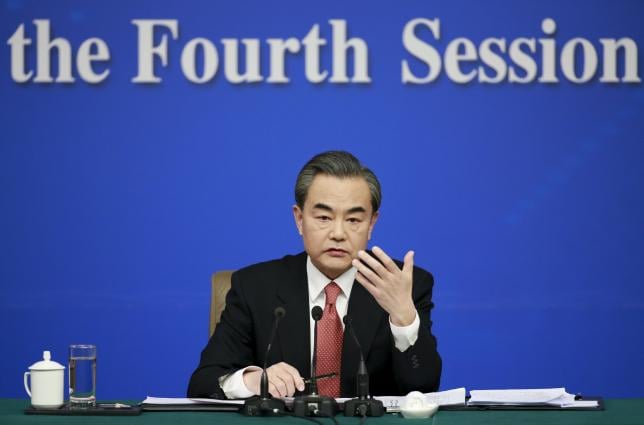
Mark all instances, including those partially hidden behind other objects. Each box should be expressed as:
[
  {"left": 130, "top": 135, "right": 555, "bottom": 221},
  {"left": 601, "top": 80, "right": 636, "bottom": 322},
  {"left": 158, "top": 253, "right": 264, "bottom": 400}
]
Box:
[
  {"left": 352, "top": 253, "right": 384, "bottom": 286},
  {"left": 355, "top": 270, "right": 381, "bottom": 299},
  {"left": 269, "top": 373, "right": 293, "bottom": 397},
  {"left": 354, "top": 247, "right": 416, "bottom": 323},
  {"left": 353, "top": 246, "right": 406, "bottom": 285},
  {"left": 266, "top": 362, "right": 304, "bottom": 398},
  {"left": 268, "top": 382, "right": 280, "bottom": 398},
  {"left": 371, "top": 246, "right": 399, "bottom": 273},
  {"left": 402, "top": 250, "right": 414, "bottom": 274}
]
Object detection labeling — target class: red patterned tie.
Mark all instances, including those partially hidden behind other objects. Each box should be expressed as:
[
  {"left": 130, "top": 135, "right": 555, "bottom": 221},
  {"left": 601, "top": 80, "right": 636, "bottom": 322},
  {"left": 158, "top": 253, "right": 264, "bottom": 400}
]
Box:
[{"left": 316, "top": 282, "right": 343, "bottom": 398}]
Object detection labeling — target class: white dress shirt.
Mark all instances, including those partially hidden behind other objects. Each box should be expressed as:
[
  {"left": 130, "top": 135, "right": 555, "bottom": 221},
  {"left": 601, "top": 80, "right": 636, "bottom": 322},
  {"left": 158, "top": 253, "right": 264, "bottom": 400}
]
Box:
[{"left": 219, "top": 256, "right": 420, "bottom": 399}]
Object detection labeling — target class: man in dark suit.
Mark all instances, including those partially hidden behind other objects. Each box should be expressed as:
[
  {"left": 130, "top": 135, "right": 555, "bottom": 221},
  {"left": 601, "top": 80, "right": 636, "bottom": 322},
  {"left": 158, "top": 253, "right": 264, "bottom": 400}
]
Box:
[{"left": 188, "top": 151, "right": 441, "bottom": 399}]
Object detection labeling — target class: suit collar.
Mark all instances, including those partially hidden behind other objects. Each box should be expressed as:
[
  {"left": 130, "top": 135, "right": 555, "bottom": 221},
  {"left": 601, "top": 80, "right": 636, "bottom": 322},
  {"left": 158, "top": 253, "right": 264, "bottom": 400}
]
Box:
[{"left": 306, "top": 255, "right": 356, "bottom": 303}]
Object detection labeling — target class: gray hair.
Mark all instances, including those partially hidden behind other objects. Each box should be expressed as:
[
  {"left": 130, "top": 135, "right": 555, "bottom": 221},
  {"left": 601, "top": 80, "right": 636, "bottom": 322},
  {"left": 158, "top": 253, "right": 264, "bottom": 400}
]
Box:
[{"left": 295, "top": 151, "right": 382, "bottom": 212}]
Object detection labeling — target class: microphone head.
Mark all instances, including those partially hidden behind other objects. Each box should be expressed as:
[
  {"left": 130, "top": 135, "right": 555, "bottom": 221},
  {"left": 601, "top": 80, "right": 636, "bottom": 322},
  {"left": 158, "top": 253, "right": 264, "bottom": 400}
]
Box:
[
  {"left": 311, "top": 306, "right": 323, "bottom": 321},
  {"left": 343, "top": 315, "right": 351, "bottom": 327},
  {"left": 274, "top": 306, "right": 286, "bottom": 319}
]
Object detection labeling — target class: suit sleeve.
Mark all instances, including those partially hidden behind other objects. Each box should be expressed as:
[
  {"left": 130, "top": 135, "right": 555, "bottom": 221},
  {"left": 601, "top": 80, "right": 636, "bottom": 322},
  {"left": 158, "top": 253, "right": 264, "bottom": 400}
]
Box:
[
  {"left": 390, "top": 267, "right": 442, "bottom": 393},
  {"left": 187, "top": 271, "right": 257, "bottom": 398}
]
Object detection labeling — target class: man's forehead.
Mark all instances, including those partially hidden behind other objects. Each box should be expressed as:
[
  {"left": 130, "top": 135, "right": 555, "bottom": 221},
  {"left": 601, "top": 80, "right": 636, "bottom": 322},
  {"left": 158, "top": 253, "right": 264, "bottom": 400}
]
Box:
[{"left": 305, "top": 175, "right": 372, "bottom": 211}]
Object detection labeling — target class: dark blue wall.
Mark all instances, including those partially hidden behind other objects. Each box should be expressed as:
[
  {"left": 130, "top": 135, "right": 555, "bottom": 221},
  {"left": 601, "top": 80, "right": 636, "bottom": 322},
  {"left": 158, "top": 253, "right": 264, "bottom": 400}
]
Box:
[{"left": 2, "top": 0, "right": 643, "bottom": 399}]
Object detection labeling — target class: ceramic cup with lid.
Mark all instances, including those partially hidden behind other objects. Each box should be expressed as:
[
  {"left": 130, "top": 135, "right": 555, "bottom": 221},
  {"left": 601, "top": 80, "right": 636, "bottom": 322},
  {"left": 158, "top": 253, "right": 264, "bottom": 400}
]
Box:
[{"left": 24, "top": 350, "right": 65, "bottom": 409}]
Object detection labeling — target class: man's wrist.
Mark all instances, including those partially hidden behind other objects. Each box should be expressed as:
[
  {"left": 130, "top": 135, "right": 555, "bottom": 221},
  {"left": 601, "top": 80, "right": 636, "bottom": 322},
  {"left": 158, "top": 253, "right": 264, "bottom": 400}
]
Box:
[
  {"left": 390, "top": 303, "right": 417, "bottom": 327},
  {"left": 220, "top": 366, "right": 261, "bottom": 399},
  {"left": 389, "top": 312, "right": 420, "bottom": 352}
]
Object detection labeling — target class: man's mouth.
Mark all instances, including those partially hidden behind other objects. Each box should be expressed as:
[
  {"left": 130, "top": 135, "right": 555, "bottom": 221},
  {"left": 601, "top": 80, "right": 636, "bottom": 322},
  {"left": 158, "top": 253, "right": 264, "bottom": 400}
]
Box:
[{"left": 325, "top": 248, "right": 348, "bottom": 257}]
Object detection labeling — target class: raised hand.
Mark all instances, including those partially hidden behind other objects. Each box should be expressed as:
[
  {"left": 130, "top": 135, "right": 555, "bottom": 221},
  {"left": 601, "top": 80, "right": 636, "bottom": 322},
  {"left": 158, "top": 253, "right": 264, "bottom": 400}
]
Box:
[{"left": 352, "top": 246, "right": 416, "bottom": 326}]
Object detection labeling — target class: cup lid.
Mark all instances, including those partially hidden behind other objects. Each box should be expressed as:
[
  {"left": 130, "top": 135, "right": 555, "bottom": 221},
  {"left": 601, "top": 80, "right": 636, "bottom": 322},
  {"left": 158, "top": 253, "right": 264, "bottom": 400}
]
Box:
[{"left": 28, "top": 351, "right": 65, "bottom": 371}]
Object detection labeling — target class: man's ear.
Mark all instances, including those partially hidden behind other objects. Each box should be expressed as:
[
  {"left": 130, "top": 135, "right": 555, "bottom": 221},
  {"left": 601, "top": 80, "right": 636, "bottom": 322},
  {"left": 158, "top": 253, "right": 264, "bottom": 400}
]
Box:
[
  {"left": 293, "top": 204, "right": 303, "bottom": 236},
  {"left": 367, "top": 211, "right": 379, "bottom": 240}
]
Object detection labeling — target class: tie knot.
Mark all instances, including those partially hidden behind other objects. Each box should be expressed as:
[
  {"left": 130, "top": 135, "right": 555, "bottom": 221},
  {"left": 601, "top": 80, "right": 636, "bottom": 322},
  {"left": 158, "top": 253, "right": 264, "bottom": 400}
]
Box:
[{"left": 324, "top": 282, "right": 342, "bottom": 305}]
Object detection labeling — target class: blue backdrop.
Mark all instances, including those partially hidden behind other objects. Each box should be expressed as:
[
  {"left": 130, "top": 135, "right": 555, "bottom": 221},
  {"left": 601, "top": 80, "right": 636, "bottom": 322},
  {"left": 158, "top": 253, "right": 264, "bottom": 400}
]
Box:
[{"left": 2, "top": 0, "right": 643, "bottom": 399}]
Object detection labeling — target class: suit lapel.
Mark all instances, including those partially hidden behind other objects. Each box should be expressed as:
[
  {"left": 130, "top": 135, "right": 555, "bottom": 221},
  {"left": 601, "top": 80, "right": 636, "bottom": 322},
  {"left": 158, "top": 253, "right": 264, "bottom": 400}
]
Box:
[
  {"left": 341, "top": 280, "right": 386, "bottom": 394},
  {"left": 275, "top": 253, "right": 312, "bottom": 378}
]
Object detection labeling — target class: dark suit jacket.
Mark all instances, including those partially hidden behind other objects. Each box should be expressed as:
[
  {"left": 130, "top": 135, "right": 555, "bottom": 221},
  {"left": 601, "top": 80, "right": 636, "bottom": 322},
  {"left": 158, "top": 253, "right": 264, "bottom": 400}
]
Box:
[{"left": 187, "top": 252, "right": 441, "bottom": 398}]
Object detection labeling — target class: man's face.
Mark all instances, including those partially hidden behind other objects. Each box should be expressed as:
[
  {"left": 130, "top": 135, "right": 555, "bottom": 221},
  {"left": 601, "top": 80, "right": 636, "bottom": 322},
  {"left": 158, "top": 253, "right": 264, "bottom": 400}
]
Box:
[{"left": 293, "top": 174, "right": 378, "bottom": 280}]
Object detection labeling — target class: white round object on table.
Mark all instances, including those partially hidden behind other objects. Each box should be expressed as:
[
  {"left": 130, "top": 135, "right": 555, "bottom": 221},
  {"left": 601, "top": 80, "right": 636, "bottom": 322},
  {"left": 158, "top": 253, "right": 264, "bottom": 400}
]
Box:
[{"left": 400, "top": 391, "right": 439, "bottom": 419}]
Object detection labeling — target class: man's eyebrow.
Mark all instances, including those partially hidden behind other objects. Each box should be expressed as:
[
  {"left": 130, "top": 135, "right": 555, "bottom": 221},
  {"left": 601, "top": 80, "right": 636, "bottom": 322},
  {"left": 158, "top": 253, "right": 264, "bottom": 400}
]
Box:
[
  {"left": 311, "top": 204, "right": 367, "bottom": 214},
  {"left": 347, "top": 206, "right": 367, "bottom": 214},
  {"left": 312, "top": 203, "right": 333, "bottom": 212}
]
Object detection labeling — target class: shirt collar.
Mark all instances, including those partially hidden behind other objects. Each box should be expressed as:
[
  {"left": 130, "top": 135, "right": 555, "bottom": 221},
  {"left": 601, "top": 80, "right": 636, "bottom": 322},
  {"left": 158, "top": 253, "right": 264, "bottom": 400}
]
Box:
[{"left": 307, "top": 256, "right": 356, "bottom": 303}]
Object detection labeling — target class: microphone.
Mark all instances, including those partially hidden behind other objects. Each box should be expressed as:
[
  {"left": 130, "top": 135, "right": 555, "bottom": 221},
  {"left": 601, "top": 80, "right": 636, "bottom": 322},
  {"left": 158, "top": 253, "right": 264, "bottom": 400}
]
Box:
[
  {"left": 342, "top": 315, "right": 384, "bottom": 417},
  {"left": 292, "top": 306, "right": 338, "bottom": 417},
  {"left": 261, "top": 307, "right": 286, "bottom": 391},
  {"left": 311, "top": 305, "right": 323, "bottom": 319},
  {"left": 308, "top": 306, "right": 323, "bottom": 395},
  {"left": 241, "top": 307, "right": 287, "bottom": 416}
]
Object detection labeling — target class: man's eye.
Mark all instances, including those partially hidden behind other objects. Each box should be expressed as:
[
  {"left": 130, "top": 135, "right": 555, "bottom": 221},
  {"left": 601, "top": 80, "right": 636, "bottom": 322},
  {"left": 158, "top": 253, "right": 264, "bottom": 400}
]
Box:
[
  {"left": 317, "top": 216, "right": 331, "bottom": 221},
  {"left": 348, "top": 218, "right": 361, "bottom": 223}
]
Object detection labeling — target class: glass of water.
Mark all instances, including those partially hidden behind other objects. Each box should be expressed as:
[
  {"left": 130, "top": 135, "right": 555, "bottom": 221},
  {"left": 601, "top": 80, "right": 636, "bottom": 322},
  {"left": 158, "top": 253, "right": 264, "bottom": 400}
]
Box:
[{"left": 68, "top": 344, "right": 96, "bottom": 408}]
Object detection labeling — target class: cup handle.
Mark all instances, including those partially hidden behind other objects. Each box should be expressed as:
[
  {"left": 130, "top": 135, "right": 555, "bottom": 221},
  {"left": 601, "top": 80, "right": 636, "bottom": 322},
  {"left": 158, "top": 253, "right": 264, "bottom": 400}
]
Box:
[{"left": 24, "top": 372, "right": 31, "bottom": 397}]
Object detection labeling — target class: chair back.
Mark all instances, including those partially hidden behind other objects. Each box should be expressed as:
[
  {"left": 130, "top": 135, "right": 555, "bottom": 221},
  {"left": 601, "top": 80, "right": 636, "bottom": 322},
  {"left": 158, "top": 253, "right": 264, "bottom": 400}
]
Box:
[{"left": 210, "top": 270, "right": 234, "bottom": 337}]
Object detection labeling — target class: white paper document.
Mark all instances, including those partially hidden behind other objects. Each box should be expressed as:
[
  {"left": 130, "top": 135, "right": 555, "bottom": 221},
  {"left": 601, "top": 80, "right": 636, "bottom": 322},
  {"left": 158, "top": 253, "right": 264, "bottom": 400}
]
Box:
[
  {"left": 423, "top": 387, "right": 467, "bottom": 406},
  {"left": 142, "top": 396, "right": 244, "bottom": 405},
  {"left": 468, "top": 388, "right": 598, "bottom": 408}
]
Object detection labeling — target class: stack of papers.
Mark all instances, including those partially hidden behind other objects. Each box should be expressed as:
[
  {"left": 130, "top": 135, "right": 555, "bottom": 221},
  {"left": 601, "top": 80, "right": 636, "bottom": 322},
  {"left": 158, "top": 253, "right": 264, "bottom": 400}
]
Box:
[
  {"left": 142, "top": 397, "right": 243, "bottom": 406},
  {"left": 142, "top": 387, "right": 598, "bottom": 412},
  {"left": 142, "top": 388, "right": 467, "bottom": 413},
  {"left": 468, "top": 388, "right": 598, "bottom": 408},
  {"left": 141, "top": 397, "right": 243, "bottom": 411}
]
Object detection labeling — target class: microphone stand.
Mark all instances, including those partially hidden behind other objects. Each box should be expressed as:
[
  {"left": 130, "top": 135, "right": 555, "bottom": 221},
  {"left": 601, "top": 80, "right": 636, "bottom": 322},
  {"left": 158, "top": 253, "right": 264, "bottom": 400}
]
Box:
[
  {"left": 293, "top": 306, "right": 339, "bottom": 417},
  {"left": 241, "top": 307, "right": 287, "bottom": 416},
  {"left": 343, "top": 315, "right": 384, "bottom": 417}
]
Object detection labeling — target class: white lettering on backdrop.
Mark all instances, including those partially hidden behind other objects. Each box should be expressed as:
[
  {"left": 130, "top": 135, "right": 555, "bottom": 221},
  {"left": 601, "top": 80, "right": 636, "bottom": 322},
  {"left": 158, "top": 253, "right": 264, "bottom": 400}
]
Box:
[{"left": 5, "top": 18, "right": 640, "bottom": 85}]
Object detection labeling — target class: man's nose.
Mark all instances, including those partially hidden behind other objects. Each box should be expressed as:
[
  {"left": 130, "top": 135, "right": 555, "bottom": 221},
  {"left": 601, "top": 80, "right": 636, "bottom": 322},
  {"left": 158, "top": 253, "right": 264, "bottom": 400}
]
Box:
[{"left": 329, "top": 219, "right": 346, "bottom": 240}]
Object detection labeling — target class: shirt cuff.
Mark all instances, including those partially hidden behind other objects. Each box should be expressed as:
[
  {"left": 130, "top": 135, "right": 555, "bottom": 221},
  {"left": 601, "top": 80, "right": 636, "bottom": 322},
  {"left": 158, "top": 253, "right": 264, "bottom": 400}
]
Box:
[
  {"left": 389, "top": 312, "right": 420, "bottom": 352},
  {"left": 218, "top": 366, "right": 261, "bottom": 399}
]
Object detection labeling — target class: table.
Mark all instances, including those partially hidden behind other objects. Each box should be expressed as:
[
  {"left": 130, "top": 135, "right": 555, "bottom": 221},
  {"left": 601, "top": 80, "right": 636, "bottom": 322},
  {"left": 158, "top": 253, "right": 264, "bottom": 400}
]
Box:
[{"left": 2, "top": 399, "right": 643, "bottom": 425}]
